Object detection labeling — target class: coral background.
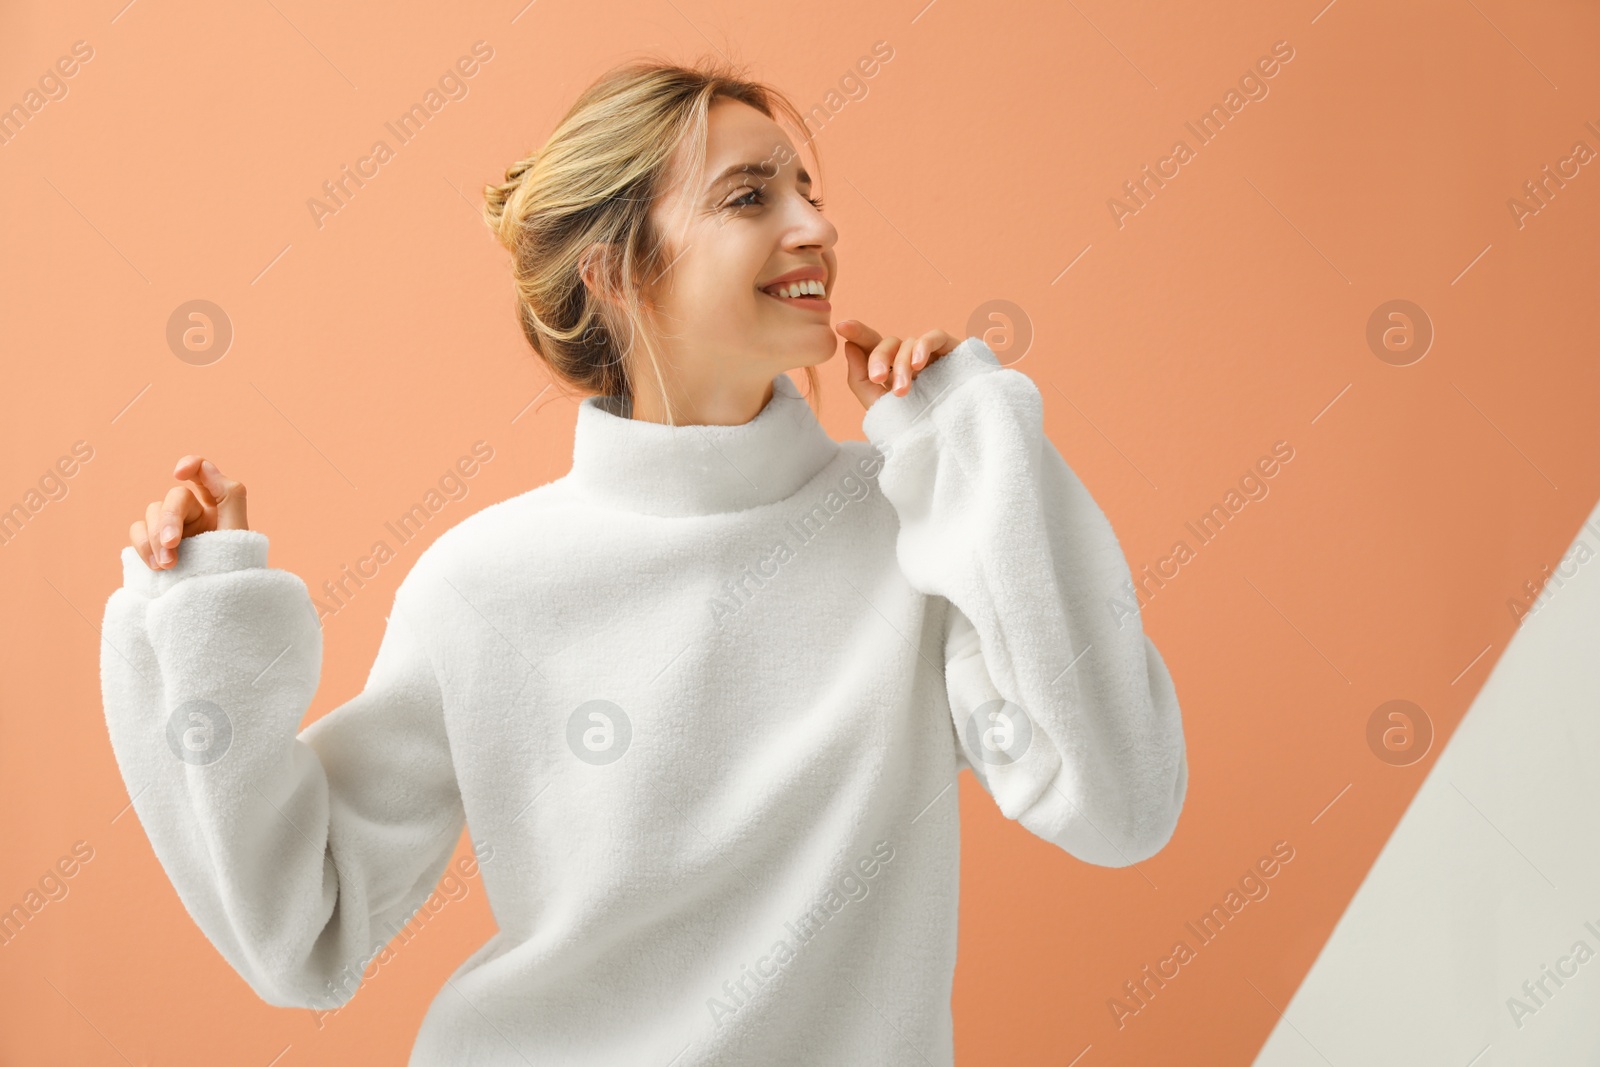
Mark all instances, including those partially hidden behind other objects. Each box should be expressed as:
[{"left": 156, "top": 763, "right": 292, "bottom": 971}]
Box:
[{"left": 2, "top": 1, "right": 1597, "bottom": 1063}]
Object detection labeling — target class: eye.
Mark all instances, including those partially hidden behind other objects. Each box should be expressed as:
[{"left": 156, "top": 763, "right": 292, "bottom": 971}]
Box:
[{"left": 727, "top": 187, "right": 827, "bottom": 211}]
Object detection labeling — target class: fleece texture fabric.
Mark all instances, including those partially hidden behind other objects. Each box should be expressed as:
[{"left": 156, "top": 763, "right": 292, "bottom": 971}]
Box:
[{"left": 99, "top": 336, "right": 1189, "bottom": 1066}]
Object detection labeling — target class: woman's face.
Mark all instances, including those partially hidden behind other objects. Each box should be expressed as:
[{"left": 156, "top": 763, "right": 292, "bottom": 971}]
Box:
[{"left": 640, "top": 98, "right": 839, "bottom": 398}]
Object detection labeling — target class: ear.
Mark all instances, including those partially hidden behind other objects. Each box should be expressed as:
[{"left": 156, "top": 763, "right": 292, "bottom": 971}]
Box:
[
  {"left": 581, "top": 242, "right": 658, "bottom": 314},
  {"left": 579, "top": 242, "right": 617, "bottom": 304}
]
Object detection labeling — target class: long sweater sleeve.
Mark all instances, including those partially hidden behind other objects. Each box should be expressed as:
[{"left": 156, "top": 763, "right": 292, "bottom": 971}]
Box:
[
  {"left": 861, "top": 339, "right": 1188, "bottom": 867},
  {"left": 98, "top": 528, "right": 464, "bottom": 1008}
]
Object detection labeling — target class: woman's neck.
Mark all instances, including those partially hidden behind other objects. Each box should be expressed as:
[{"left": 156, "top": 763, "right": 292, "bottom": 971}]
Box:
[{"left": 628, "top": 371, "right": 776, "bottom": 427}]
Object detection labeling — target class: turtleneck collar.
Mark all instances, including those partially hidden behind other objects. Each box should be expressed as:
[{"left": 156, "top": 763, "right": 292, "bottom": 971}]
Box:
[{"left": 567, "top": 372, "right": 841, "bottom": 517}]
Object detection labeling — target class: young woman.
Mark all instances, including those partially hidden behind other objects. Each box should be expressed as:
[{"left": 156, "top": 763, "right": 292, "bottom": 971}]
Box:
[{"left": 101, "top": 58, "right": 1188, "bottom": 1066}]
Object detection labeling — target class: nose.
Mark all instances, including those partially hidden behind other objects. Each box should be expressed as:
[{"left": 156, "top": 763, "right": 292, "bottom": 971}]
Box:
[{"left": 786, "top": 198, "right": 836, "bottom": 253}]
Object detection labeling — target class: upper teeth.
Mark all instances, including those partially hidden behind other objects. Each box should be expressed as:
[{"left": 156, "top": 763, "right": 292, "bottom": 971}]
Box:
[{"left": 766, "top": 279, "right": 825, "bottom": 298}]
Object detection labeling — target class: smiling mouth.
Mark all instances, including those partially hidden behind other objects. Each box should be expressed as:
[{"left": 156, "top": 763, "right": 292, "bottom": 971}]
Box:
[{"left": 759, "top": 288, "right": 831, "bottom": 312}]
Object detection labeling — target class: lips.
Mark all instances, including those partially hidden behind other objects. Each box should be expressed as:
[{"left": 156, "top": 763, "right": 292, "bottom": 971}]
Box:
[
  {"left": 758, "top": 267, "right": 828, "bottom": 297},
  {"left": 760, "top": 287, "right": 831, "bottom": 312}
]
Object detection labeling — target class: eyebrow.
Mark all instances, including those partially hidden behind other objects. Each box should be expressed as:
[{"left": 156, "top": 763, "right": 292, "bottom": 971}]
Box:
[{"left": 706, "top": 160, "right": 811, "bottom": 193}]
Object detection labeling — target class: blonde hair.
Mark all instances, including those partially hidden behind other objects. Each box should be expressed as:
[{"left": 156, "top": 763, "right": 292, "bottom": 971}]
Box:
[{"left": 482, "top": 55, "right": 823, "bottom": 425}]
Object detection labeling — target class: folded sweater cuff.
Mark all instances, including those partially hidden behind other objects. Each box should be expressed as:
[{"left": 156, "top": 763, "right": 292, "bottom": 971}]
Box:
[
  {"left": 860, "top": 335, "right": 1003, "bottom": 446},
  {"left": 121, "top": 528, "right": 270, "bottom": 598}
]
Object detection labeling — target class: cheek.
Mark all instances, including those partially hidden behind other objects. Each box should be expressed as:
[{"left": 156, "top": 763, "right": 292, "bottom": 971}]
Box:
[
  {"left": 666, "top": 268, "right": 760, "bottom": 338},
  {"left": 674, "top": 231, "right": 770, "bottom": 318}
]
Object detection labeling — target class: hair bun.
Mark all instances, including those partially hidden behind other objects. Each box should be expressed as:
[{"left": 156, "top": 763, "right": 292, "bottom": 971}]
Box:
[
  {"left": 505, "top": 154, "right": 536, "bottom": 182},
  {"left": 482, "top": 152, "right": 537, "bottom": 235}
]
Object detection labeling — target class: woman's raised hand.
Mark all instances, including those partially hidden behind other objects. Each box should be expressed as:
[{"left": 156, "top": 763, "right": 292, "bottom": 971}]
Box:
[
  {"left": 834, "top": 321, "right": 959, "bottom": 411},
  {"left": 130, "top": 455, "right": 250, "bottom": 571}
]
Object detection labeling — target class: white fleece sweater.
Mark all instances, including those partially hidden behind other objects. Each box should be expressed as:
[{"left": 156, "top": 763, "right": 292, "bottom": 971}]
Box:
[{"left": 99, "top": 337, "right": 1188, "bottom": 1066}]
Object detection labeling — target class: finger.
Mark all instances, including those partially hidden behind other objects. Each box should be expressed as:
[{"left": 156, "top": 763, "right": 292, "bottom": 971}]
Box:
[
  {"left": 174, "top": 455, "right": 248, "bottom": 530},
  {"left": 842, "top": 340, "right": 870, "bottom": 388},
  {"left": 145, "top": 500, "right": 169, "bottom": 568},
  {"left": 172, "top": 455, "right": 219, "bottom": 510},
  {"left": 891, "top": 337, "right": 917, "bottom": 395},
  {"left": 129, "top": 518, "right": 155, "bottom": 570},
  {"left": 172, "top": 476, "right": 218, "bottom": 537},
  {"left": 840, "top": 321, "right": 892, "bottom": 383},
  {"left": 866, "top": 336, "right": 900, "bottom": 386},
  {"left": 835, "top": 319, "right": 883, "bottom": 355},
  {"left": 911, "top": 329, "right": 956, "bottom": 371},
  {"left": 157, "top": 484, "right": 204, "bottom": 566},
  {"left": 161, "top": 483, "right": 201, "bottom": 535},
  {"left": 842, "top": 340, "right": 886, "bottom": 409}
]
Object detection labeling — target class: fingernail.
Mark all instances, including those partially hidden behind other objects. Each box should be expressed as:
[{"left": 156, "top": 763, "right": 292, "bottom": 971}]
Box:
[
  {"left": 162, "top": 524, "right": 178, "bottom": 544},
  {"left": 895, "top": 370, "right": 907, "bottom": 392}
]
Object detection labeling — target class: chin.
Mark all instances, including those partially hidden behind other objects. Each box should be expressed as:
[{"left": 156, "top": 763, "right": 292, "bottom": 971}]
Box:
[{"left": 788, "top": 328, "right": 838, "bottom": 369}]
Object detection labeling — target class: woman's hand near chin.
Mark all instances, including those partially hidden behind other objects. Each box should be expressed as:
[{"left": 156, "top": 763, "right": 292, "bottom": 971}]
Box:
[{"left": 835, "top": 321, "right": 959, "bottom": 410}]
